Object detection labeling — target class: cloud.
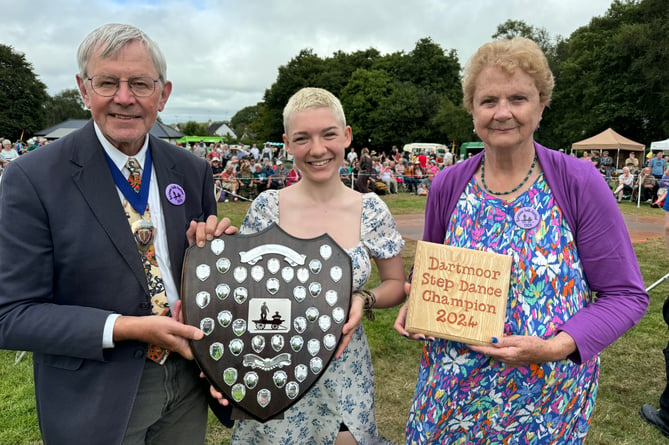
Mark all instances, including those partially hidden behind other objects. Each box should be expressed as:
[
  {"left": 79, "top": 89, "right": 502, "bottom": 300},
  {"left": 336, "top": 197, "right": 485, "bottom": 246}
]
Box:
[{"left": 2, "top": 0, "right": 613, "bottom": 124}]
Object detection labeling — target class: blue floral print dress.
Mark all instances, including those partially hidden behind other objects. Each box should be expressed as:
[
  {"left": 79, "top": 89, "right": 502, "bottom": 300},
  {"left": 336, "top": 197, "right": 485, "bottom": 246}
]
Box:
[
  {"left": 405, "top": 175, "right": 599, "bottom": 445},
  {"left": 232, "top": 190, "right": 404, "bottom": 445}
]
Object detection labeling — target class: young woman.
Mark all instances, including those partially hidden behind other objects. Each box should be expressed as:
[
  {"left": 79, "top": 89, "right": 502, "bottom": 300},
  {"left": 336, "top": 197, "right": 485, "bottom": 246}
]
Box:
[{"left": 227, "top": 87, "right": 406, "bottom": 445}]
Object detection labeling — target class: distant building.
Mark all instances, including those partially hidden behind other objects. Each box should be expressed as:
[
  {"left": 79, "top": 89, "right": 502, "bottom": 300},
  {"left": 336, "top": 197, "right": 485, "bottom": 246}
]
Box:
[
  {"left": 208, "top": 121, "right": 237, "bottom": 140},
  {"left": 35, "top": 119, "right": 184, "bottom": 144}
]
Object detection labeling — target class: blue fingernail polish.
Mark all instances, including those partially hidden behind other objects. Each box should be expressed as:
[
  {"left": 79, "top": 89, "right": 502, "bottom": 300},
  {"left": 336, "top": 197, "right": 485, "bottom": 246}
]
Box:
[
  {"left": 418, "top": 335, "right": 425, "bottom": 341},
  {"left": 402, "top": 333, "right": 409, "bottom": 338},
  {"left": 491, "top": 337, "right": 498, "bottom": 344}
]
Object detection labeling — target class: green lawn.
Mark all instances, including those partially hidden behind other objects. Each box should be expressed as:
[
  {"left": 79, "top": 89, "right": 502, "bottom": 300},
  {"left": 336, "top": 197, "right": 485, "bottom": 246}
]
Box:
[{"left": 2, "top": 193, "right": 669, "bottom": 444}]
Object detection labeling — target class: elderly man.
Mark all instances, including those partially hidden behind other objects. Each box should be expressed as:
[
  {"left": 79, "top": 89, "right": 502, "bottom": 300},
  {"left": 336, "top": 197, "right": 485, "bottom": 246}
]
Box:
[{"left": 0, "top": 24, "right": 233, "bottom": 445}]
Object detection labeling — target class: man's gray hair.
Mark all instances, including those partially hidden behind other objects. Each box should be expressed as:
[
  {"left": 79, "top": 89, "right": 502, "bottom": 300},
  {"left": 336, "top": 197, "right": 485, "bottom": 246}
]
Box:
[{"left": 77, "top": 23, "right": 167, "bottom": 82}]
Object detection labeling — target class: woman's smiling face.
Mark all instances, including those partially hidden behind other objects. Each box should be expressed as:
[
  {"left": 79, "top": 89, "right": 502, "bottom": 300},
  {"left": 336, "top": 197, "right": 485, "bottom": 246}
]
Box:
[
  {"left": 472, "top": 66, "right": 545, "bottom": 153},
  {"left": 284, "top": 107, "right": 352, "bottom": 182}
]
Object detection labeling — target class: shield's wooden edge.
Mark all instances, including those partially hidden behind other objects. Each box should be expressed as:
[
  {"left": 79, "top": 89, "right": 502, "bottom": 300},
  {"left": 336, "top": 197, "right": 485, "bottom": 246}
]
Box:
[{"left": 181, "top": 223, "right": 353, "bottom": 422}]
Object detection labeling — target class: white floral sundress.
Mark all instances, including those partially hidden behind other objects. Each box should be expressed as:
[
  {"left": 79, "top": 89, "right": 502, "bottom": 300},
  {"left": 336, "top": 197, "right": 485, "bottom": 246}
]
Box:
[{"left": 231, "top": 190, "right": 405, "bottom": 445}]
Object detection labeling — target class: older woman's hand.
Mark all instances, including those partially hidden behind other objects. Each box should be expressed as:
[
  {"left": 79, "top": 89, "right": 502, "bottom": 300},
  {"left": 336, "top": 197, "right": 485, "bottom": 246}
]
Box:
[
  {"left": 393, "top": 282, "right": 433, "bottom": 341},
  {"left": 186, "top": 215, "right": 238, "bottom": 247},
  {"left": 468, "top": 331, "right": 577, "bottom": 368}
]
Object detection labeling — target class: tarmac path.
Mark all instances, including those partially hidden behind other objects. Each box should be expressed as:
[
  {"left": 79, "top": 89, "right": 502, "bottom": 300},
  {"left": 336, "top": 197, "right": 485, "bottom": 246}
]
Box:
[{"left": 394, "top": 212, "right": 665, "bottom": 244}]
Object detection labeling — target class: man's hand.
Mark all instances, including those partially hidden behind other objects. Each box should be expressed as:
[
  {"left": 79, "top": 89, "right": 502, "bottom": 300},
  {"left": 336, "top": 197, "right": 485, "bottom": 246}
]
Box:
[
  {"left": 113, "top": 315, "right": 204, "bottom": 359},
  {"left": 186, "top": 215, "right": 238, "bottom": 247}
]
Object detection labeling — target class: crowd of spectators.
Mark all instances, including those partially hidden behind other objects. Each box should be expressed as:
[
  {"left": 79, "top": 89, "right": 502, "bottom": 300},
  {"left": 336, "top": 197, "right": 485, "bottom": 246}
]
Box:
[
  {"left": 579, "top": 149, "right": 669, "bottom": 208},
  {"left": 1, "top": 134, "right": 460, "bottom": 199},
  {"left": 339, "top": 144, "right": 453, "bottom": 196},
  {"left": 184, "top": 140, "right": 459, "bottom": 201},
  {"left": 0, "top": 137, "right": 49, "bottom": 184}
]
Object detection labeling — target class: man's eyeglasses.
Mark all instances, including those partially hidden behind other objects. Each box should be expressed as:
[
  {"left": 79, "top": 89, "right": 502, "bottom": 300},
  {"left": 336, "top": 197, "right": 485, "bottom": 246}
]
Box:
[{"left": 87, "top": 75, "right": 159, "bottom": 97}]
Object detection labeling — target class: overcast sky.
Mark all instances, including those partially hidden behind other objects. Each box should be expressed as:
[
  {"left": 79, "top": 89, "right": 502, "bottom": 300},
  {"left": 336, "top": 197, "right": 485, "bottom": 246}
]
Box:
[{"left": 3, "top": 0, "right": 613, "bottom": 124}]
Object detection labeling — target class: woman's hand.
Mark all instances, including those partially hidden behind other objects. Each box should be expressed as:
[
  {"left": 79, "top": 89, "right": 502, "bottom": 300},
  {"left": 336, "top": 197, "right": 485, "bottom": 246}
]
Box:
[
  {"left": 334, "top": 295, "right": 364, "bottom": 359},
  {"left": 468, "top": 332, "right": 577, "bottom": 368},
  {"left": 393, "top": 282, "right": 432, "bottom": 341},
  {"left": 200, "top": 372, "right": 230, "bottom": 406}
]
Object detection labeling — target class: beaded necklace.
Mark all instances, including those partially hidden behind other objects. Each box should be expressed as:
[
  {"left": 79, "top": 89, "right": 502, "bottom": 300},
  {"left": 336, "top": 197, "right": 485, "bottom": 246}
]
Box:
[{"left": 480, "top": 151, "right": 537, "bottom": 196}]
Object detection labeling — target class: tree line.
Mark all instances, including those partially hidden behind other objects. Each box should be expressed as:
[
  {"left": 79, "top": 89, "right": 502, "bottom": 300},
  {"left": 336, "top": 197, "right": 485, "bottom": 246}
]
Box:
[{"left": 2, "top": 0, "right": 667, "bottom": 153}]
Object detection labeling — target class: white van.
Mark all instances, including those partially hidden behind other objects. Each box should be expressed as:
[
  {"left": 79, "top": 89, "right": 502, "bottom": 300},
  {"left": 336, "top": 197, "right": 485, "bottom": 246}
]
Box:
[{"left": 402, "top": 143, "right": 448, "bottom": 162}]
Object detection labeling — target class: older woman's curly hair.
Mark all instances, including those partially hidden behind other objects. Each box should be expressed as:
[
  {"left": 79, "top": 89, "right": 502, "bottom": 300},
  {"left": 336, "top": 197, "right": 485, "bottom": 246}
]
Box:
[{"left": 462, "top": 37, "right": 554, "bottom": 114}]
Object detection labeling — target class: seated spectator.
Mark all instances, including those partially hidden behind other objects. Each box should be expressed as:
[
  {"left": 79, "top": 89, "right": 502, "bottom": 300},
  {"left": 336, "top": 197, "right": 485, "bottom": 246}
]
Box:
[
  {"left": 210, "top": 156, "right": 224, "bottom": 197},
  {"left": 624, "top": 152, "right": 639, "bottom": 170},
  {"left": 600, "top": 150, "right": 614, "bottom": 179},
  {"left": 252, "top": 163, "right": 269, "bottom": 195},
  {"left": 267, "top": 164, "right": 286, "bottom": 190},
  {"left": 413, "top": 163, "right": 426, "bottom": 194},
  {"left": 219, "top": 164, "right": 239, "bottom": 202},
  {"left": 285, "top": 161, "right": 302, "bottom": 187},
  {"left": 380, "top": 161, "right": 398, "bottom": 194},
  {"left": 237, "top": 160, "right": 256, "bottom": 200},
  {"left": 1, "top": 139, "right": 19, "bottom": 166},
  {"left": 226, "top": 155, "right": 239, "bottom": 173},
  {"left": 614, "top": 167, "right": 634, "bottom": 202},
  {"left": 403, "top": 162, "right": 417, "bottom": 193},
  {"left": 639, "top": 167, "right": 659, "bottom": 202},
  {"left": 394, "top": 159, "right": 406, "bottom": 187},
  {"left": 339, "top": 161, "right": 352, "bottom": 187},
  {"left": 652, "top": 167, "right": 669, "bottom": 208},
  {"left": 417, "top": 171, "right": 435, "bottom": 196}
]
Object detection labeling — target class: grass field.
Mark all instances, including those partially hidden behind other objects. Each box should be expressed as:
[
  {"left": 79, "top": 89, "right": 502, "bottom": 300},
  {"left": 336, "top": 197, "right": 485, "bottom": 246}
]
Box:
[{"left": 2, "top": 195, "right": 669, "bottom": 444}]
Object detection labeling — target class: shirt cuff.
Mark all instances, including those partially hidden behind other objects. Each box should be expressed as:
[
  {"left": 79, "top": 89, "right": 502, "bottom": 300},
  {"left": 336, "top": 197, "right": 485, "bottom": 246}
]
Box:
[{"left": 103, "top": 313, "right": 122, "bottom": 349}]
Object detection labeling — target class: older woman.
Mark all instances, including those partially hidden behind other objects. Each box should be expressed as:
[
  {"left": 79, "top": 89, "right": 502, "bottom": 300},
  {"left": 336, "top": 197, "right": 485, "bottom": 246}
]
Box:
[
  {"left": 614, "top": 166, "right": 634, "bottom": 202},
  {"left": 395, "top": 37, "right": 648, "bottom": 443}
]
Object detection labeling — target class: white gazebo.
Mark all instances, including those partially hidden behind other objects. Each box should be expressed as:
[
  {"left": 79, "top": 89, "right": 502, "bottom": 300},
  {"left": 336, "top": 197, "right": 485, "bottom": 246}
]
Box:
[{"left": 650, "top": 138, "right": 669, "bottom": 152}]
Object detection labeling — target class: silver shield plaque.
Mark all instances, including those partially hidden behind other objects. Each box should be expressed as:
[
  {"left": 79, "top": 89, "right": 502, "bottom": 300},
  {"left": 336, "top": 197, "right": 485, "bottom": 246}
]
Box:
[{"left": 182, "top": 223, "right": 352, "bottom": 422}]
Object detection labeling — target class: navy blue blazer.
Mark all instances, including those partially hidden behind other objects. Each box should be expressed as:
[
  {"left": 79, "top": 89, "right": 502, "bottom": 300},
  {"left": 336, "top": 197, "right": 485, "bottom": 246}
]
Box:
[{"left": 0, "top": 121, "right": 217, "bottom": 444}]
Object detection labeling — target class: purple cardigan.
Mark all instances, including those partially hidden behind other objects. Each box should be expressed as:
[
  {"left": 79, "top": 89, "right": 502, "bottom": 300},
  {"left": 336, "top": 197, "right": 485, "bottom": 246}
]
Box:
[{"left": 423, "top": 142, "right": 648, "bottom": 364}]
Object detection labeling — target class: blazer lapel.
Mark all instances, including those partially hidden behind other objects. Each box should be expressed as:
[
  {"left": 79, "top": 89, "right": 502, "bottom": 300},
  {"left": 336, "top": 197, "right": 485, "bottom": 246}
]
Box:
[{"left": 70, "top": 123, "right": 149, "bottom": 294}]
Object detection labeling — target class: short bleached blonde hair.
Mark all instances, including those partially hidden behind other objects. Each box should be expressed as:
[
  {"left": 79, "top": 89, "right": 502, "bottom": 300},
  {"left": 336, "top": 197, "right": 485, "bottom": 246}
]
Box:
[
  {"left": 462, "top": 37, "right": 554, "bottom": 113},
  {"left": 283, "top": 87, "right": 346, "bottom": 134}
]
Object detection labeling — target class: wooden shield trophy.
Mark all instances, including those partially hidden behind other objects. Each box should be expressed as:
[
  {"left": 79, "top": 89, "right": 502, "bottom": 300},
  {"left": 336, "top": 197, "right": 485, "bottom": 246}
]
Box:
[{"left": 181, "top": 224, "right": 352, "bottom": 421}]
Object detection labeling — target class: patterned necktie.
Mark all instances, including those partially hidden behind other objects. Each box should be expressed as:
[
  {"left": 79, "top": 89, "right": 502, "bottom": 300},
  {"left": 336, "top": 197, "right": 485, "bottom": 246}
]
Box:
[{"left": 125, "top": 157, "right": 170, "bottom": 364}]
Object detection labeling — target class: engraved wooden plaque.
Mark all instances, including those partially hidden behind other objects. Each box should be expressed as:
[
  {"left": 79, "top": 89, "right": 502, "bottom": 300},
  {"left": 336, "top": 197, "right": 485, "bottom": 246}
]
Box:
[
  {"left": 181, "top": 224, "right": 352, "bottom": 422},
  {"left": 405, "top": 241, "right": 512, "bottom": 345}
]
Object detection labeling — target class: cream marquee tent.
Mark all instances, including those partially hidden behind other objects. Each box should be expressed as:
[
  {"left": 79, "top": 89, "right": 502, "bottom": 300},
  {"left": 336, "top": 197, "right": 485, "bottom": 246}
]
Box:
[
  {"left": 571, "top": 128, "right": 645, "bottom": 169},
  {"left": 650, "top": 138, "right": 669, "bottom": 152}
]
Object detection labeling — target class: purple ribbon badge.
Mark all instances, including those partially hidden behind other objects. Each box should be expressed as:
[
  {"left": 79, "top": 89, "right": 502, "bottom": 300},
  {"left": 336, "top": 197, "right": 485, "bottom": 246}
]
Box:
[
  {"left": 514, "top": 207, "right": 540, "bottom": 230},
  {"left": 165, "top": 184, "right": 186, "bottom": 206}
]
